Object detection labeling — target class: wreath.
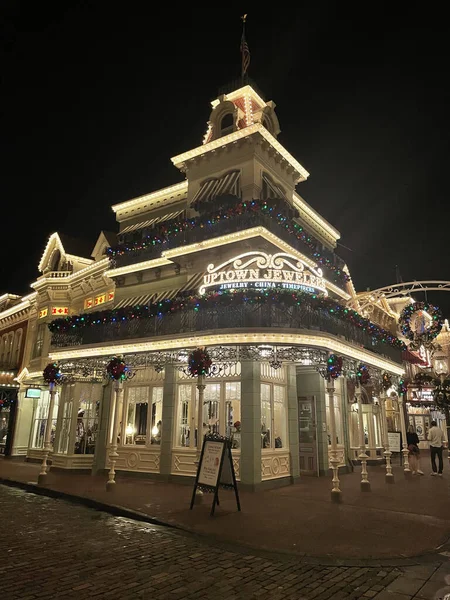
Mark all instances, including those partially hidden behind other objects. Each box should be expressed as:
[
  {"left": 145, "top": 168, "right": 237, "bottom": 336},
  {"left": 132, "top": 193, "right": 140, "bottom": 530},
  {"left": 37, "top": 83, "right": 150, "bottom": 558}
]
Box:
[
  {"left": 398, "top": 377, "right": 408, "bottom": 395},
  {"left": 399, "top": 301, "right": 443, "bottom": 348},
  {"left": 382, "top": 372, "right": 392, "bottom": 390},
  {"left": 43, "top": 362, "right": 62, "bottom": 384},
  {"left": 357, "top": 363, "right": 371, "bottom": 385},
  {"left": 326, "top": 354, "right": 343, "bottom": 380},
  {"left": 106, "top": 356, "right": 130, "bottom": 381},
  {"left": 187, "top": 347, "right": 212, "bottom": 377}
]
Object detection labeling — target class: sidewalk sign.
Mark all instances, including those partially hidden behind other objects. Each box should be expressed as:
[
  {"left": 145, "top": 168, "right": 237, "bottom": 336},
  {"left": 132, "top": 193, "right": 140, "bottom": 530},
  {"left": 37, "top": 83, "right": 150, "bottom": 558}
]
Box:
[
  {"left": 190, "top": 433, "right": 241, "bottom": 516},
  {"left": 388, "top": 432, "right": 401, "bottom": 453}
]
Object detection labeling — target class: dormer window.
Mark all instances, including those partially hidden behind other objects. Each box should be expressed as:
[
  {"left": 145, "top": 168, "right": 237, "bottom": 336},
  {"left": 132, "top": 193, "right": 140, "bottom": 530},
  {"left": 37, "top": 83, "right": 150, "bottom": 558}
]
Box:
[{"left": 220, "top": 113, "right": 234, "bottom": 137}]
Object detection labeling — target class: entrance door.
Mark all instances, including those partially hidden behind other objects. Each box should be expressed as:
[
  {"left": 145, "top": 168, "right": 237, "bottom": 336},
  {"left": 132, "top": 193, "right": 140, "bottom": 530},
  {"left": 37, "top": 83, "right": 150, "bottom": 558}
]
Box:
[{"left": 298, "top": 395, "right": 319, "bottom": 476}]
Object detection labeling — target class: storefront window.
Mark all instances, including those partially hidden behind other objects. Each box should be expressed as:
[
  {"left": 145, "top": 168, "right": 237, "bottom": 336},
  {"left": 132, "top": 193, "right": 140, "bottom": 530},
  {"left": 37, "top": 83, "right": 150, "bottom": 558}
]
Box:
[
  {"left": 260, "top": 382, "right": 287, "bottom": 450},
  {"left": 57, "top": 394, "right": 73, "bottom": 454},
  {"left": 31, "top": 392, "right": 59, "bottom": 448},
  {"left": 202, "top": 383, "right": 220, "bottom": 436},
  {"left": 261, "top": 383, "right": 272, "bottom": 448},
  {"left": 0, "top": 409, "right": 10, "bottom": 452},
  {"left": 124, "top": 385, "right": 163, "bottom": 446},
  {"left": 175, "top": 381, "right": 241, "bottom": 447},
  {"left": 273, "top": 385, "right": 287, "bottom": 448},
  {"left": 225, "top": 382, "right": 241, "bottom": 448},
  {"left": 75, "top": 390, "right": 100, "bottom": 454},
  {"left": 177, "top": 384, "right": 191, "bottom": 447}
]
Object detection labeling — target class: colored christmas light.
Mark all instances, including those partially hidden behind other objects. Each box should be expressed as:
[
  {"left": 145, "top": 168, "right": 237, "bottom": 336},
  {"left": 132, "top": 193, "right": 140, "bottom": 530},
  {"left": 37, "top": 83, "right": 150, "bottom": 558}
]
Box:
[
  {"left": 42, "top": 362, "right": 62, "bottom": 384},
  {"left": 381, "top": 372, "right": 392, "bottom": 390},
  {"left": 187, "top": 347, "right": 212, "bottom": 377},
  {"left": 48, "top": 288, "right": 406, "bottom": 350},
  {"left": 106, "top": 356, "right": 131, "bottom": 381},
  {"left": 327, "top": 354, "right": 343, "bottom": 379},
  {"left": 357, "top": 363, "right": 371, "bottom": 385},
  {"left": 399, "top": 301, "right": 443, "bottom": 347}
]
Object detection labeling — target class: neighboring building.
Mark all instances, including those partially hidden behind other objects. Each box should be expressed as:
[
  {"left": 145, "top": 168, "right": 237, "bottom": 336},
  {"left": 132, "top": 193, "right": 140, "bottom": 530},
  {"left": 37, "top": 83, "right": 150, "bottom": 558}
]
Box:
[
  {"left": 0, "top": 293, "right": 33, "bottom": 456},
  {"left": 14, "top": 231, "right": 116, "bottom": 465},
  {"left": 28, "top": 82, "right": 405, "bottom": 490}
]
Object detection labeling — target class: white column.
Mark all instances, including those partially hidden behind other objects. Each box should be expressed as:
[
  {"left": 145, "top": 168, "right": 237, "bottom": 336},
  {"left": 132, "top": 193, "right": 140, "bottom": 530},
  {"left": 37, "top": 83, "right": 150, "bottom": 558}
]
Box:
[
  {"left": 106, "top": 380, "right": 123, "bottom": 491},
  {"left": 380, "top": 390, "right": 394, "bottom": 483},
  {"left": 327, "top": 381, "right": 342, "bottom": 502},
  {"left": 398, "top": 394, "right": 411, "bottom": 474},
  {"left": 38, "top": 382, "right": 57, "bottom": 485},
  {"left": 196, "top": 375, "right": 205, "bottom": 452},
  {"left": 356, "top": 386, "right": 370, "bottom": 491}
]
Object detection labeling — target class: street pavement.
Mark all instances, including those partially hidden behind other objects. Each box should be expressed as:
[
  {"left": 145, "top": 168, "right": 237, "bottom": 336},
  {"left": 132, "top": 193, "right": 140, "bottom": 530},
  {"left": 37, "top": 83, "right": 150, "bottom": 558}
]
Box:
[{"left": 1, "top": 483, "right": 447, "bottom": 600}]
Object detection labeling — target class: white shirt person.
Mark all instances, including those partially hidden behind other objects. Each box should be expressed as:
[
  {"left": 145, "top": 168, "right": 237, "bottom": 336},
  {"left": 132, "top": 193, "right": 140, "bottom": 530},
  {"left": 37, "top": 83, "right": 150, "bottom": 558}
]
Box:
[{"left": 427, "top": 421, "right": 444, "bottom": 475}]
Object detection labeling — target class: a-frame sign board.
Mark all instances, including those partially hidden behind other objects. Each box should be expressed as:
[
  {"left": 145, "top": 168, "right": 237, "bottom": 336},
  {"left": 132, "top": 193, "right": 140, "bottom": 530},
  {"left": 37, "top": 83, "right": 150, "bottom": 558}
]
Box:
[{"left": 190, "top": 433, "right": 241, "bottom": 516}]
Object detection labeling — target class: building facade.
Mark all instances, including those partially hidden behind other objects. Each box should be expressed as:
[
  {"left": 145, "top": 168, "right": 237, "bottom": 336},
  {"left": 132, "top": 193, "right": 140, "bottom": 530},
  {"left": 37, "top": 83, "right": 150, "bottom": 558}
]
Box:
[{"left": 13, "top": 83, "right": 406, "bottom": 491}]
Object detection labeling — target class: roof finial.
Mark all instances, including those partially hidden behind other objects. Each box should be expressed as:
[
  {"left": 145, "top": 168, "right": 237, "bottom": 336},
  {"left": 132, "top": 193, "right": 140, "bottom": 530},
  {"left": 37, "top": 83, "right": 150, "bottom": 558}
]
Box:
[{"left": 240, "top": 14, "right": 250, "bottom": 85}]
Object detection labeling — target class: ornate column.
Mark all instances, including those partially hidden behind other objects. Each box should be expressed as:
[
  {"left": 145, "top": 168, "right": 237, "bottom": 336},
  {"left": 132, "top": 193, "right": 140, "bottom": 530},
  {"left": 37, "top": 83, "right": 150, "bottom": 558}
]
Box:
[
  {"left": 355, "top": 385, "right": 370, "bottom": 491},
  {"left": 104, "top": 356, "right": 133, "bottom": 491},
  {"left": 398, "top": 393, "right": 411, "bottom": 474},
  {"left": 38, "top": 381, "right": 57, "bottom": 485},
  {"left": 326, "top": 379, "right": 342, "bottom": 502},
  {"left": 38, "top": 363, "right": 62, "bottom": 486},
  {"left": 196, "top": 374, "right": 206, "bottom": 452},
  {"left": 380, "top": 389, "right": 394, "bottom": 483},
  {"left": 106, "top": 380, "right": 123, "bottom": 491}
]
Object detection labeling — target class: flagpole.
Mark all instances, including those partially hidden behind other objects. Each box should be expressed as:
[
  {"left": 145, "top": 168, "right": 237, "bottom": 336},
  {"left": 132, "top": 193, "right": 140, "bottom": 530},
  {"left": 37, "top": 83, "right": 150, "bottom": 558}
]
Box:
[{"left": 240, "top": 14, "right": 249, "bottom": 86}]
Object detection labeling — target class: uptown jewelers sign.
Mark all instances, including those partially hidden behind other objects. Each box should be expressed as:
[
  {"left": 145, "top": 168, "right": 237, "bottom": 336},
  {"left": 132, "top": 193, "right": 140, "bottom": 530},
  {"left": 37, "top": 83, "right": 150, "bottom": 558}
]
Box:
[{"left": 199, "top": 251, "right": 327, "bottom": 296}]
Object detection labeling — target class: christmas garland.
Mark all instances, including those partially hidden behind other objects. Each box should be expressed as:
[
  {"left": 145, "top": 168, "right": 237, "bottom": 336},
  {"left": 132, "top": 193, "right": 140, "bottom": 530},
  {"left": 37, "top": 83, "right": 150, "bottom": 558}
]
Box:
[
  {"left": 357, "top": 363, "right": 371, "bottom": 385},
  {"left": 327, "top": 354, "right": 343, "bottom": 379},
  {"left": 106, "top": 356, "right": 131, "bottom": 381},
  {"left": 399, "top": 302, "right": 443, "bottom": 347},
  {"left": 43, "top": 362, "right": 62, "bottom": 384},
  {"left": 107, "top": 196, "right": 349, "bottom": 285},
  {"left": 187, "top": 347, "right": 212, "bottom": 377},
  {"left": 398, "top": 377, "right": 408, "bottom": 395},
  {"left": 48, "top": 288, "right": 406, "bottom": 350},
  {"left": 382, "top": 372, "right": 392, "bottom": 390}
]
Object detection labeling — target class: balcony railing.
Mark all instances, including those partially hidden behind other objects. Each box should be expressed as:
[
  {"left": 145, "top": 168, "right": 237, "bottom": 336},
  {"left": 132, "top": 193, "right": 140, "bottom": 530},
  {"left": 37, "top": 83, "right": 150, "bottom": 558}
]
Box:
[
  {"left": 112, "top": 212, "right": 347, "bottom": 289},
  {"left": 50, "top": 301, "right": 402, "bottom": 364}
]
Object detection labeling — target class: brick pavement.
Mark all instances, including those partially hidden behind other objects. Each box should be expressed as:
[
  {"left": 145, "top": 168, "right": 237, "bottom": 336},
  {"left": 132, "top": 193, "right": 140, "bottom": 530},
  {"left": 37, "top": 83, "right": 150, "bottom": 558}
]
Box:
[
  {"left": 0, "top": 485, "right": 422, "bottom": 600},
  {"left": 2, "top": 457, "right": 450, "bottom": 562}
]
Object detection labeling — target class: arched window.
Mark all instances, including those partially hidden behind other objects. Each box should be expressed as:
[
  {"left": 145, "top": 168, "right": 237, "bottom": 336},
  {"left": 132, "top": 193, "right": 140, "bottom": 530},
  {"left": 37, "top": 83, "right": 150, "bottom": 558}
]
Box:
[
  {"left": 220, "top": 113, "right": 234, "bottom": 137},
  {"left": 13, "top": 329, "right": 23, "bottom": 368},
  {"left": 5, "top": 333, "right": 14, "bottom": 368},
  {"left": 49, "top": 249, "right": 61, "bottom": 271}
]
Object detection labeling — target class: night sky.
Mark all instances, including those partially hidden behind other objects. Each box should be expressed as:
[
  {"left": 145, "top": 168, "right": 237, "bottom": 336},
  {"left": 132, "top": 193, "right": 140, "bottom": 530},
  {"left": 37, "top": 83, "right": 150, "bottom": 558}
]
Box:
[{"left": 1, "top": 4, "right": 449, "bottom": 314}]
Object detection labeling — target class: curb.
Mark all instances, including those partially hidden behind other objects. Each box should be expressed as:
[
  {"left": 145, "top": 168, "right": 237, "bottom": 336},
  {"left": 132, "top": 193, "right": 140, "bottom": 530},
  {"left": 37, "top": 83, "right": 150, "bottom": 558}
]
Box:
[{"left": 0, "top": 476, "right": 447, "bottom": 568}]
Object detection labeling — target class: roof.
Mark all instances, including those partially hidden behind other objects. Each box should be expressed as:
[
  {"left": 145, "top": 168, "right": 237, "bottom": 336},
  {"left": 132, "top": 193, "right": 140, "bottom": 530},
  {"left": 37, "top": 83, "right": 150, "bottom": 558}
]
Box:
[{"left": 58, "top": 233, "right": 94, "bottom": 259}]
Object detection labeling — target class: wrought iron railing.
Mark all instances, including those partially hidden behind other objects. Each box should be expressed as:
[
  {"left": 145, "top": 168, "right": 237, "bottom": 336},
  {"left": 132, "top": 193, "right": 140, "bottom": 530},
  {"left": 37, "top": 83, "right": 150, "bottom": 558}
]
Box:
[
  {"left": 50, "top": 301, "right": 402, "bottom": 364},
  {"left": 112, "top": 212, "right": 347, "bottom": 288}
]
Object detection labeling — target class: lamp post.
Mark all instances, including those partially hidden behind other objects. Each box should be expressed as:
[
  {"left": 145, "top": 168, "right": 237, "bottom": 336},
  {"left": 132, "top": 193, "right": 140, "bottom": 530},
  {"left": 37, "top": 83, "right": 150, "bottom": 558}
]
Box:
[
  {"left": 38, "top": 363, "right": 62, "bottom": 485},
  {"left": 397, "top": 391, "right": 411, "bottom": 475}
]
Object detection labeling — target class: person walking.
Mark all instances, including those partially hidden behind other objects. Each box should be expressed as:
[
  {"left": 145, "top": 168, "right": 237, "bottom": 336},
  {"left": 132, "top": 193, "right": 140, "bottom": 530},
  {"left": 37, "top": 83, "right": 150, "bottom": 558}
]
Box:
[
  {"left": 427, "top": 420, "right": 444, "bottom": 476},
  {"left": 407, "top": 425, "right": 424, "bottom": 475}
]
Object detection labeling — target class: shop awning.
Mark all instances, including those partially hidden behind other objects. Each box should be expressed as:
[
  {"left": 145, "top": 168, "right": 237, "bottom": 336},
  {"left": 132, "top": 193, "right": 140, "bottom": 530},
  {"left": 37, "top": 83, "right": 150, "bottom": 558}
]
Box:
[
  {"left": 119, "top": 211, "right": 184, "bottom": 235},
  {"left": 191, "top": 170, "right": 240, "bottom": 205},
  {"left": 402, "top": 349, "right": 428, "bottom": 366},
  {"left": 113, "top": 273, "right": 204, "bottom": 309}
]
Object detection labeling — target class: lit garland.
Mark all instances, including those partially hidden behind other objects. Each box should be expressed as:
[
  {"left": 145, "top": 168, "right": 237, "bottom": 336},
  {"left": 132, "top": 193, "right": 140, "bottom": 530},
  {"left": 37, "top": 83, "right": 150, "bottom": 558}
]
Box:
[
  {"left": 106, "top": 356, "right": 131, "bottom": 381},
  {"left": 357, "top": 363, "right": 371, "bottom": 385},
  {"left": 187, "top": 347, "right": 212, "bottom": 377},
  {"left": 382, "top": 372, "right": 392, "bottom": 390},
  {"left": 48, "top": 288, "right": 406, "bottom": 350},
  {"left": 399, "top": 302, "right": 443, "bottom": 347},
  {"left": 398, "top": 377, "right": 408, "bottom": 395},
  {"left": 327, "top": 354, "right": 343, "bottom": 379},
  {"left": 107, "top": 196, "right": 350, "bottom": 285},
  {"left": 43, "top": 362, "right": 62, "bottom": 384}
]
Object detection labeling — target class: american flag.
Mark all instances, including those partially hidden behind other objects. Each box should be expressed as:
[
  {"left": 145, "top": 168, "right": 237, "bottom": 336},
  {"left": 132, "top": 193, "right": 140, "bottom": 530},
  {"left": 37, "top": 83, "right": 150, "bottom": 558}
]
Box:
[{"left": 240, "top": 17, "right": 250, "bottom": 76}]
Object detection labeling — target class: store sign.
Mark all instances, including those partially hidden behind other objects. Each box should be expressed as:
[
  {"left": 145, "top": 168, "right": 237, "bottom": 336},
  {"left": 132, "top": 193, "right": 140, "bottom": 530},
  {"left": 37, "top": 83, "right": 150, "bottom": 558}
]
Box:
[
  {"left": 199, "top": 251, "right": 327, "bottom": 296},
  {"left": 51, "top": 306, "right": 69, "bottom": 316}
]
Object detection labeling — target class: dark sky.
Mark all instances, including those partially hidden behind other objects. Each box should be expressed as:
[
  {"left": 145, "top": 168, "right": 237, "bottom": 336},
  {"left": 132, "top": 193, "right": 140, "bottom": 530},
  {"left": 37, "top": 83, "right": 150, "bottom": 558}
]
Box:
[{"left": 1, "top": 3, "right": 450, "bottom": 314}]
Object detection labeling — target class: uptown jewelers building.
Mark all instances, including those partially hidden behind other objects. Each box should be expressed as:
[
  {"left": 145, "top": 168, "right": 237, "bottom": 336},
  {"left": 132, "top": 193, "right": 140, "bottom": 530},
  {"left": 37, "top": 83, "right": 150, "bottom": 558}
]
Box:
[{"left": 17, "top": 82, "right": 405, "bottom": 491}]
